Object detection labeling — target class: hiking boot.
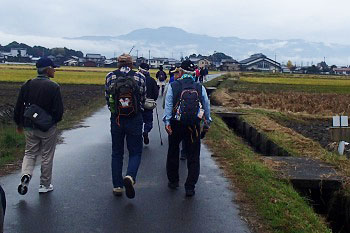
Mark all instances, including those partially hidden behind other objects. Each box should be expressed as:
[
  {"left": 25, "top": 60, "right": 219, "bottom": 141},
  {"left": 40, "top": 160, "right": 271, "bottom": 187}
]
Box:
[
  {"left": 113, "top": 187, "right": 123, "bottom": 196},
  {"left": 18, "top": 174, "right": 31, "bottom": 195},
  {"left": 39, "top": 184, "right": 54, "bottom": 193},
  {"left": 185, "top": 189, "right": 195, "bottom": 197},
  {"left": 123, "top": 176, "right": 135, "bottom": 199},
  {"left": 168, "top": 181, "right": 179, "bottom": 190},
  {"left": 143, "top": 132, "right": 149, "bottom": 145}
]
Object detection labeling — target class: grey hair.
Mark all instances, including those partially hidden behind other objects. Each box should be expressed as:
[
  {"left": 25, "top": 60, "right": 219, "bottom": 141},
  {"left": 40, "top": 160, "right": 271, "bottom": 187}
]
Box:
[{"left": 37, "top": 66, "right": 50, "bottom": 75}]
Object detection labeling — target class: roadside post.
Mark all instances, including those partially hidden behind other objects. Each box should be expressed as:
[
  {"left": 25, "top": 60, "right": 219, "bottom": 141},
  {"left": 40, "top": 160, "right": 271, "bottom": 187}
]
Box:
[{"left": 329, "top": 115, "right": 350, "bottom": 157}]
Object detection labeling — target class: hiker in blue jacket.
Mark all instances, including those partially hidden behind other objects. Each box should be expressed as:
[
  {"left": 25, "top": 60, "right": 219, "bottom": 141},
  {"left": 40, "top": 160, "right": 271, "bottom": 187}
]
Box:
[{"left": 163, "top": 60, "right": 211, "bottom": 197}]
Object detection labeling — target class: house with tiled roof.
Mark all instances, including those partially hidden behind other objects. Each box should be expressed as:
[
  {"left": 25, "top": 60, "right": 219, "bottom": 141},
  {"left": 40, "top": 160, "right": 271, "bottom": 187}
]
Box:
[
  {"left": 239, "top": 53, "right": 281, "bottom": 72},
  {"left": 220, "top": 59, "right": 239, "bottom": 71}
]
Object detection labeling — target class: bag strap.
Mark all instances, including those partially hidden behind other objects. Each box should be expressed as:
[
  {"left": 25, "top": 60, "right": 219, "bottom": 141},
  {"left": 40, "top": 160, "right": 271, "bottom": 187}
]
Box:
[{"left": 24, "top": 79, "right": 32, "bottom": 107}]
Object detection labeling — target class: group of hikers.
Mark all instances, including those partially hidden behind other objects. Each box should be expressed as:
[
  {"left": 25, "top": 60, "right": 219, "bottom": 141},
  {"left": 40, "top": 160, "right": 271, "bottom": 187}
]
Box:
[{"left": 12, "top": 54, "right": 211, "bottom": 203}]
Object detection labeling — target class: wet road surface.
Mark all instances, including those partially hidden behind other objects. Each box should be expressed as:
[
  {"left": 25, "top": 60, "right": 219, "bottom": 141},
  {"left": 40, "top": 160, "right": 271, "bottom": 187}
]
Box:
[{"left": 1, "top": 86, "right": 250, "bottom": 233}]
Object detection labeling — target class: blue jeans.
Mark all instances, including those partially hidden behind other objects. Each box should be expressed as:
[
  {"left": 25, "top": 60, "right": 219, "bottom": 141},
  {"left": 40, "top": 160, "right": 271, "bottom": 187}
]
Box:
[
  {"left": 110, "top": 114, "right": 143, "bottom": 188},
  {"left": 142, "top": 110, "right": 153, "bottom": 133}
]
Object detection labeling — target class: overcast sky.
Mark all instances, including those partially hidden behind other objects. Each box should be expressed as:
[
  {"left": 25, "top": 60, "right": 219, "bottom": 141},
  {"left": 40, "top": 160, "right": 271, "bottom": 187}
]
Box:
[{"left": 1, "top": 0, "right": 350, "bottom": 57}]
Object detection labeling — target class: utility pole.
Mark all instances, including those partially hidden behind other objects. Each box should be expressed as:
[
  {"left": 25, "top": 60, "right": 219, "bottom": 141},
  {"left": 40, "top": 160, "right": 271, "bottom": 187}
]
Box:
[
  {"left": 274, "top": 53, "right": 277, "bottom": 73},
  {"left": 148, "top": 50, "right": 151, "bottom": 65},
  {"left": 136, "top": 50, "right": 139, "bottom": 58}
]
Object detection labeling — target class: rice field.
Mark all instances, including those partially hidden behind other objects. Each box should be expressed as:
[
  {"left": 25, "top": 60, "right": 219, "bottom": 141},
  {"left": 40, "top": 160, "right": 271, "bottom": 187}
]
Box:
[
  {"left": 207, "top": 72, "right": 350, "bottom": 116},
  {"left": 0, "top": 65, "right": 159, "bottom": 85}
]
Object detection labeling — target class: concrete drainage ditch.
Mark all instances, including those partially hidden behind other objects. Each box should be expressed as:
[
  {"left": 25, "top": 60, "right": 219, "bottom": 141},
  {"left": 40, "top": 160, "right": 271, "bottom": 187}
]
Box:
[{"left": 215, "top": 111, "right": 350, "bottom": 233}]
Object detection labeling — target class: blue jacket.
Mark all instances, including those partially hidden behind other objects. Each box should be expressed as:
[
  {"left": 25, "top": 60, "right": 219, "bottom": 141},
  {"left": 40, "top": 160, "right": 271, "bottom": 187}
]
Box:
[{"left": 163, "top": 74, "right": 211, "bottom": 126}]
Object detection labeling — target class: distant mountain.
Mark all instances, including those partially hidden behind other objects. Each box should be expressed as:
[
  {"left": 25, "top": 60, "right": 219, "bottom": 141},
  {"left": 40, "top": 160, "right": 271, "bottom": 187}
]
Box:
[
  {"left": 64, "top": 36, "right": 117, "bottom": 41},
  {"left": 65, "top": 27, "right": 350, "bottom": 65}
]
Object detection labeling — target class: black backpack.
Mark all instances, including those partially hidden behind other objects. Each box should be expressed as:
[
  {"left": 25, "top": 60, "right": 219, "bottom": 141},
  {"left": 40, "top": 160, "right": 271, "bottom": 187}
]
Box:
[
  {"left": 158, "top": 71, "right": 166, "bottom": 82},
  {"left": 109, "top": 70, "right": 140, "bottom": 117},
  {"left": 173, "top": 80, "right": 202, "bottom": 125}
]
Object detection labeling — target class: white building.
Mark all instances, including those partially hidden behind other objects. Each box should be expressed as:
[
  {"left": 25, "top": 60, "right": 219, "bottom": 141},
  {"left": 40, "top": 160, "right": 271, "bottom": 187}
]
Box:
[
  {"left": 10, "top": 48, "right": 27, "bottom": 57},
  {"left": 149, "top": 58, "right": 168, "bottom": 68}
]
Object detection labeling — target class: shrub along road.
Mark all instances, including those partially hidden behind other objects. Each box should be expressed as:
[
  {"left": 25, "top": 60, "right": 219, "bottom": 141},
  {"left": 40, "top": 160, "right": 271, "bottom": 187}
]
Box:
[{"left": 1, "top": 101, "right": 251, "bottom": 233}]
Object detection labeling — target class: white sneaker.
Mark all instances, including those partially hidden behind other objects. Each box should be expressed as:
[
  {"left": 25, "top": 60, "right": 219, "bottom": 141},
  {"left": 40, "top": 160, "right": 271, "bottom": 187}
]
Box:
[
  {"left": 113, "top": 187, "right": 123, "bottom": 196},
  {"left": 38, "top": 184, "right": 54, "bottom": 193},
  {"left": 18, "top": 174, "right": 31, "bottom": 195}
]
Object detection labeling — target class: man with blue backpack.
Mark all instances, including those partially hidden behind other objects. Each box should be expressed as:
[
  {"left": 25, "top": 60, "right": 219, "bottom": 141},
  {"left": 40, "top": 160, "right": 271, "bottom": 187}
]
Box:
[
  {"left": 163, "top": 60, "right": 211, "bottom": 197},
  {"left": 105, "top": 54, "right": 146, "bottom": 199}
]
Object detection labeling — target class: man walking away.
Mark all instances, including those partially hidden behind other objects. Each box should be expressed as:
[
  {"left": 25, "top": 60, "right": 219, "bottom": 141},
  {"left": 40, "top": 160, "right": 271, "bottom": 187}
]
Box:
[
  {"left": 163, "top": 60, "right": 211, "bottom": 197},
  {"left": 199, "top": 67, "right": 205, "bottom": 83},
  {"left": 139, "top": 63, "right": 159, "bottom": 145},
  {"left": 156, "top": 65, "right": 167, "bottom": 96},
  {"left": 204, "top": 67, "right": 209, "bottom": 82},
  {"left": 14, "top": 58, "right": 63, "bottom": 195},
  {"left": 162, "top": 67, "right": 188, "bottom": 160},
  {"left": 105, "top": 54, "right": 146, "bottom": 199}
]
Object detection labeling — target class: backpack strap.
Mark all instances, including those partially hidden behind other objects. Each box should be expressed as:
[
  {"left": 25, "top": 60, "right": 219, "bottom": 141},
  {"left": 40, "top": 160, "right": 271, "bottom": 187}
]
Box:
[
  {"left": 24, "top": 79, "right": 32, "bottom": 107},
  {"left": 171, "top": 80, "right": 183, "bottom": 105}
]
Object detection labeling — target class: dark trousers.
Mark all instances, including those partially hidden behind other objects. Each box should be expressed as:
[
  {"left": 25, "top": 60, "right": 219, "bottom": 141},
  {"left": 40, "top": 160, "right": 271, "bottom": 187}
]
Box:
[
  {"left": 142, "top": 110, "right": 153, "bottom": 133},
  {"left": 110, "top": 114, "right": 143, "bottom": 188},
  {"left": 166, "top": 121, "right": 201, "bottom": 190}
]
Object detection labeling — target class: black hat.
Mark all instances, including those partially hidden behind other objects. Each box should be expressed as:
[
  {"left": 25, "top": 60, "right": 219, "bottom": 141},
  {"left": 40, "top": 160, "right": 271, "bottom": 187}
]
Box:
[
  {"left": 36, "top": 58, "right": 60, "bottom": 69},
  {"left": 139, "top": 62, "right": 149, "bottom": 71},
  {"left": 180, "top": 60, "right": 195, "bottom": 72}
]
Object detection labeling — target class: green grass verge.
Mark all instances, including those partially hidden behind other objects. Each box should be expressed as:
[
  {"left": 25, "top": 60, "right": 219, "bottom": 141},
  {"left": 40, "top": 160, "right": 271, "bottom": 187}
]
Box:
[
  {"left": 205, "top": 115, "right": 332, "bottom": 233},
  {"left": 0, "top": 124, "right": 26, "bottom": 167}
]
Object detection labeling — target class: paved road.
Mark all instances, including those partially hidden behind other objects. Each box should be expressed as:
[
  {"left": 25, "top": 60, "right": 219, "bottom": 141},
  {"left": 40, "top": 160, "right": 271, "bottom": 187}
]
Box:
[{"left": 1, "top": 92, "right": 250, "bottom": 233}]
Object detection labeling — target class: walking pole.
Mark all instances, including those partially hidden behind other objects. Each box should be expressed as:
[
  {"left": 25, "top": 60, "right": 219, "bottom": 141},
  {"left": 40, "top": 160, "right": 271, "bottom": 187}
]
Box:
[{"left": 155, "top": 106, "right": 163, "bottom": 146}]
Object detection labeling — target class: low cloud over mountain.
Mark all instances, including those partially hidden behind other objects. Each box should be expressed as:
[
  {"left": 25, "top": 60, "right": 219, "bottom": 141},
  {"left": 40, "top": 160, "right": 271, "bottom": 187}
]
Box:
[
  {"left": 66, "top": 27, "right": 350, "bottom": 65},
  {"left": 2, "top": 27, "right": 349, "bottom": 65}
]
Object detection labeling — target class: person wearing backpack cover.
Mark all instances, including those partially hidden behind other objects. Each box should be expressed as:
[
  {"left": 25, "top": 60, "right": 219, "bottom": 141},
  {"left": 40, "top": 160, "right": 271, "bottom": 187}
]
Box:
[
  {"left": 163, "top": 60, "right": 211, "bottom": 197},
  {"left": 105, "top": 54, "right": 146, "bottom": 199},
  {"left": 156, "top": 65, "right": 167, "bottom": 96},
  {"left": 14, "top": 58, "right": 63, "bottom": 195},
  {"left": 139, "top": 62, "right": 159, "bottom": 144}
]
